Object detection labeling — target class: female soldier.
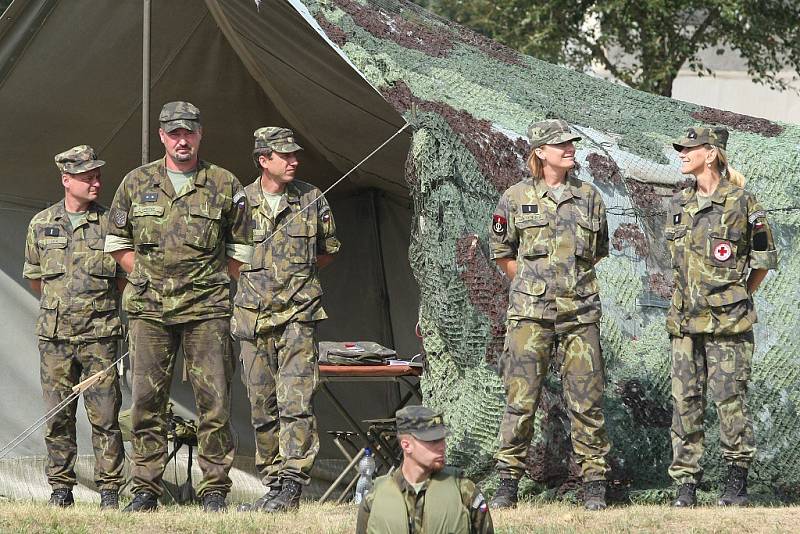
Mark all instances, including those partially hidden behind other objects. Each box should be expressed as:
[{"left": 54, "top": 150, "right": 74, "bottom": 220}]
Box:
[
  {"left": 488, "top": 119, "right": 611, "bottom": 511},
  {"left": 666, "top": 126, "right": 778, "bottom": 507}
]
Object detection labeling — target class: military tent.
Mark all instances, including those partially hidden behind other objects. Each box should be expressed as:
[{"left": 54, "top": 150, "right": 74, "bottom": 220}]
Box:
[{"left": 1, "top": 0, "right": 799, "bottom": 504}]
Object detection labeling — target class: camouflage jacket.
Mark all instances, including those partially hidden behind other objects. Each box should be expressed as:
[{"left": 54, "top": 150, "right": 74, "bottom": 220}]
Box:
[
  {"left": 356, "top": 466, "right": 493, "bottom": 534},
  {"left": 107, "top": 158, "right": 251, "bottom": 325},
  {"left": 489, "top": 176, "right": 608, "bottom": 328},
  {"left": 231, "top": 179, "right": 339, "bottom": 337},
  {"left": 23, "top": 201, "right": 122, "bottom": 341},
  {"left": 665, "top": 179, "right": 778, "bottom": 336}
]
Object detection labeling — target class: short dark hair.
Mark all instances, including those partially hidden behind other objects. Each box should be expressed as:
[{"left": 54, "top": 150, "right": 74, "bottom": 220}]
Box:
[{"left": 252, "top": 148, "right": 273, "bottom": 168}]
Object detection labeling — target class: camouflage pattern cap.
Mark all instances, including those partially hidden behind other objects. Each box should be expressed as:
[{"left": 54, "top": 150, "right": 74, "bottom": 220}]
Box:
[
  {"left": 159, "top": 101, "right": 201, "bottom": 132},
  {"left": 396, "top": 405, "right": 450, "bottom": 441},
  {"left": 673, "top": 126, "right": 728, "bottom": 151},
  {"left": 54, "top": 145, "right": 105, "bottom": 174},
  {"left": 254, "top": 127, "right": 303, "bottom": 153},
  {"left": 527, "top": 118, "right": 581, "bottom": 148}
]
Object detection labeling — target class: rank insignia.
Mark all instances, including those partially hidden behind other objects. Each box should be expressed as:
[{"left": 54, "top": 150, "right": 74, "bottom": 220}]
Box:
[
  {"left": 673, "top": 213, "right": 681, "bottom": 224},
  {"left": 521, "top": 204, "right": 538, "bottom": 214},
  {"left": 112, "top": 208, "right": 128, "bottom": 228},
  {"left": 492, "top": 214, "right": 507, "bottom": 235},
  {"left": 143, "top": 192, "right": 158, "bottom": 202},
  {"left": 321, "top": 211, "right": 331, "bottom": 223},
  {"left": 44, "top": 227, "right": 60, "bottom": 237}
]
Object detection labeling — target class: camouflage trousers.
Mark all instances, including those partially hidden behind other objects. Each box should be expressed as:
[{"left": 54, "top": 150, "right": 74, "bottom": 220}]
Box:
[
  {"left": 128, "top": 318, "right": 235, "bottom": 497},
  {"left": 240, "top": 321, "right": 319, "bottom": 487},
  {"left": 38, "top": 338, "right": 124, "bottom": 490},
  {"left": 669, "top": 332, "right": 756, "bottom": 484},
  {"left": 495, "top": 320, "right": 610, "bottom": 481}
]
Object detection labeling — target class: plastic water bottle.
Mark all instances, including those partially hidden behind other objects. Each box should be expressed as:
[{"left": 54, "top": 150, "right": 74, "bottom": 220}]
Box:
[{"left": 353, "top": 448, "right": 376, "bottom": 504}]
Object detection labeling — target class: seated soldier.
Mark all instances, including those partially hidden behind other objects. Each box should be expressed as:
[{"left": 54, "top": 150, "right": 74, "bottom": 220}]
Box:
[{"left": 356, "top": 406, "right": 494, "bottom": 534}]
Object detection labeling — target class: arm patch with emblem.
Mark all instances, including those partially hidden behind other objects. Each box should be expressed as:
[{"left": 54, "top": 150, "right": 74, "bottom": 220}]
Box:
[{"left": 112, "top": 208, "right": 127, "bottom": 228}]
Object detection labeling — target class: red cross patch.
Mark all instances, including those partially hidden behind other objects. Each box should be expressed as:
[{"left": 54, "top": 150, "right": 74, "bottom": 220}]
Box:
[{"left": 714, "top": 241, "right": 732, "bottom": 262}]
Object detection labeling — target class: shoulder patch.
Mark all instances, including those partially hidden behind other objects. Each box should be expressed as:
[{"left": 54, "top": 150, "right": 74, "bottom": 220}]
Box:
[
  {"left": 471, "top": 492, "right": 487, "bottom": 511},
  {"left": 233, "top": 190, "right": 246, "bottom": 208},
  {"left": 748, "top": 210, "right": 767, "bottom": 225},
  {"left": 112, "top": 208, "right": 128, "bottom": 228},
  {"left": 492, "top": 214, "right": 507, "bottom": 235}
]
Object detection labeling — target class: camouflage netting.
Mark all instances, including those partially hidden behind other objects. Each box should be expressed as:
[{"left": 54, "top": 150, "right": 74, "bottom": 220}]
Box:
[{"left": 306, "top": 0, "right": 800, "bottom": 501}]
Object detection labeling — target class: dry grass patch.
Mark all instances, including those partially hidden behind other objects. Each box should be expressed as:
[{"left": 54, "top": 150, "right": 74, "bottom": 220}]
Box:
[{"left": 0, "top": 500, "right": 799, "bottom": 533}]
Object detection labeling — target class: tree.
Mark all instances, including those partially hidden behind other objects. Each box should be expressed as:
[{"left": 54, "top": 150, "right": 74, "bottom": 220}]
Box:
[{"left": 416, "top": 0, "right": 800, "bottom": 97}]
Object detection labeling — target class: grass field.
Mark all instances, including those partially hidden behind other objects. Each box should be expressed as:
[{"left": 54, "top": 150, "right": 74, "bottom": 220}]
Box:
[{"left": 1, "top": 500, "right": 799, "bottom": 533}]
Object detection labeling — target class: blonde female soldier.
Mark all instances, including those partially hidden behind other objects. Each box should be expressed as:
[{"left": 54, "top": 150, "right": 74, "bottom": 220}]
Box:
[
  {"left": 666, "top": 126, "right": 778, "bottom": 507},
  {"left": 488, "top": 119, "right": 611, "bottom": 511}
]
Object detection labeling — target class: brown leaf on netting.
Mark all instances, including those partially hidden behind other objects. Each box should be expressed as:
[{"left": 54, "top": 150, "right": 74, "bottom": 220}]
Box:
[
  {"left": 611, "top": 223, "right": 649, "bottom": 258},
  {"left": 314, "top": 14, "right": 348, "bottom": 47},
  {"left": 615, "top": 379, "right": 671, "bottom": 428},
  {"left": 331, "top": 0, "right": 454, "bottom": 58},
  {"left": 672, "top": 177, "right": 694, "bottom": 194},
  {"left": 625, "top": 178, "right": 660, "bottom": 213},
  {"left": 647, "top": 272, "right": 674, "bottom": 301},
  {"left": 383, "top": 82, "right": 530, "bottom": 193},
  {"left": 451, "top": 24, "right": 523, "bottom": 66},
  {"left": 454, "top": 234, "right": 508, "bottom": 364},
  {"left": 586, "top": 153, "right": 623, "bottom": 185},
  {"left": 691, "top": 107, "right": 784, "bottom": 137}
]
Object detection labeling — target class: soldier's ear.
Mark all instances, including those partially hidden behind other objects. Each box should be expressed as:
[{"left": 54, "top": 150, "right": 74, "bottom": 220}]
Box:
[
  {"left": 61, "top": 173, "right": 70, "bottom": 188},
  {"left": 535, "top": 148, "right": 545, "bottom": 161}
]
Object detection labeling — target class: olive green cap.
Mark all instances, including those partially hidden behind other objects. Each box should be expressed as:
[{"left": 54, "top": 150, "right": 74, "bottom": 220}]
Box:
[
  {"left": 254, "top": 126, "right": 303, "bottom": 153},
  {"left": 396, "top": 406, "right": 450, "bottom": 441},
  {"left": 54, "top": 144, "right": 105, "bottom": 174},
  {"left": 159, "top": 101, "right": 201, "bottom": 132},
  {"left": 527, "top": 118, "right": 581, "bottom": 148},
  {"left": 673, "top": 126, "right": 728, "bottom": 151}
]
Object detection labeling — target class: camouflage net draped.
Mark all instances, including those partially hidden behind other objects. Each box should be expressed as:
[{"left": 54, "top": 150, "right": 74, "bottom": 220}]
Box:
[{"left": 307, "top": 0, "right": 800, "bottom": 502}]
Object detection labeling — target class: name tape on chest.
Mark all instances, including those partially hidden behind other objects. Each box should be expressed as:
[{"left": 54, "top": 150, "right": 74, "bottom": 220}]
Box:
[{"left": 492, "top": 214, "right": 507, "bottom": 235}]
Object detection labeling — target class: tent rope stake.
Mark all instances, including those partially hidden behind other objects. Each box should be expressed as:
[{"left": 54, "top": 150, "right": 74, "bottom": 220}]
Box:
[{"left": 0, "top": 122, "right": 410, "bottom": 461}]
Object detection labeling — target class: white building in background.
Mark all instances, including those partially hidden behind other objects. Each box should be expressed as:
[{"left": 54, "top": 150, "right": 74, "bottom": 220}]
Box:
[{"left": 672, "top": 48, "right": 799, "bottom": 124}]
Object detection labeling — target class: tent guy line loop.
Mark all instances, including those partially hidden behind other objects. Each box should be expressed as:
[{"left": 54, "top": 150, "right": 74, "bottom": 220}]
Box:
[
  {"left": 0, "top": 351, "right": 129, "bottom": 460},
  {"left": 263, "top": 122, "right": 410, "bottom": 245}
]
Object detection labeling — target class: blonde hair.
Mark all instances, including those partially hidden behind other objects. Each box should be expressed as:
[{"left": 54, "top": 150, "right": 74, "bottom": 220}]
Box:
[
  {"left": 715, "top": 147, "right": 746, "bottom": 188},
  {"left": 526, "top": 151, "right": 544, "bottom": 180}
]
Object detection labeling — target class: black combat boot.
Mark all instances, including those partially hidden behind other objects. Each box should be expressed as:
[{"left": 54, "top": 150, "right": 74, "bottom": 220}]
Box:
[
  {"left": 672, "top": 483, "right": 697, "bottom": 507},
  {"left": 583, "top": 480, "right": 607, "bottom": 511},
  {"left": 489, "top": 478, "right": 519, "bottom": 509},
  {"left": 122, "top": 491, "right": 159, "bottom": 512},
  {"left": 202, "top": 491, "right": 227, "bottom": 512},
  {"left": 718, "top": 465, "right": 749, "bottom": 507},
  {"left": 48, "top": 488, "right": 74, "bottom": 507},
  {"left": 264, "top": 479, "right": 302, "bottom": 512},
  {"left": 99, "top": 489, "right": 119, "bottom": 510},
  {"left": 240, "top": 484, "right": 282, "bottom": 512}
]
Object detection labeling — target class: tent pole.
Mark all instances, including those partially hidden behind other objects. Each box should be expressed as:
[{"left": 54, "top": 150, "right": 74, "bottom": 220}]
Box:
[{"left": 141, "top": 0, "right": 151, "bottom": 165}]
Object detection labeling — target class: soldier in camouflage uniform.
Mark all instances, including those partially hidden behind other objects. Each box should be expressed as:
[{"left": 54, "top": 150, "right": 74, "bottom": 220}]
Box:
[
  {"left": 23, "top": 145, "right": 125, "bottom": 509},
  {"left": 104, "top": 102, "right": 253, "bottom": 512},
  {"left": 666, "top": 126, "right": 778, "bottom": 507},
  {"left": 488, "top": 119, "right": 611, "bottom": 510},
  {"left": 356, "top": 406, "right": 494, "bottom": 534},
  {"left": 232, "top": 127, "right": 339, "bottom": 512}
]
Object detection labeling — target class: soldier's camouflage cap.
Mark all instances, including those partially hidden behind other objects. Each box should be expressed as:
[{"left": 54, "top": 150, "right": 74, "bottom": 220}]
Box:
[
  {"left": 159, "top": 101, "right": 201, "bottom": 132},
  {"left": 528, "top": 118, "right": 581, "bottom": 148},
  {"left": 396, "top": 406, "right": 450, "bottom": 441},
  {"left": 254, "top": 127, "right": 303, "bottom": 153},
  {"left": 673, "top": 126, "right": 728, "bottom": 151},
  {"left": 54, "top": 145, "right": 105, "bottom": 174}
]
